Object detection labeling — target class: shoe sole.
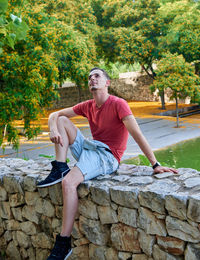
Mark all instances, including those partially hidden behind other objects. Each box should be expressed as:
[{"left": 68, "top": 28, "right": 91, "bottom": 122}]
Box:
[
  {"left": 64, "top": 249, "right": 72, "bottom": 260},
  {"left": 37, "top": 169, "right": 70, "bottom": 188}
]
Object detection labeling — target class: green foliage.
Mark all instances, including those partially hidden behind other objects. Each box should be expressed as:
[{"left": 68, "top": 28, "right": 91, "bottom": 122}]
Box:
[
  {"left": 150, "top": 52, "right": 200, "bottom": 126},
  {"left": 53, "top": 24, "right": 96, "bottom": 87},
  {"left": 39, "top": 154, "right": 55, "bottom": 159},
  {"left": 98, "top": 60, "right": 140, "bottom": 79},
  {"left": 0, "top": 0, "right": 29, "bottom": 54},
  {"left": 93, "top": 0, "right": 200, "bottom": 111},
  {"left": 94, "top": 0, "right": 200, "bottom": 80},
  {"left": 151, "top": 53, "right": 199, "bottom": 99},
  {"left": 0, "top": 0, "right": 8, "bottom": 13},
  {"left": 0, "top": 0, "right": 97, "bottom": 150},
  {"left": 44, "top": 0, "right": 97, "bottom": 35},
  {"left": 39, "top": 154, "right": 70, "bottom": 163},
  {"left": 94, "top": 0, "right": 174, "bottom": 97},
  {"left": 1, "top": 0, "right": 200, "bottom": 149},
  {"left": 159, "top": 0, "right": 200, "bottom": 69},
  {"left": 95, "top": 0, "right": 163, "bottom": 77}
]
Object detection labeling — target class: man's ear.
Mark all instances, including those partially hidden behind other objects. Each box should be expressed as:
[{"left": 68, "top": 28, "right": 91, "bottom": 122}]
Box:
[{"left": 106, "top": 80, "right": 110, "bottom": 87}]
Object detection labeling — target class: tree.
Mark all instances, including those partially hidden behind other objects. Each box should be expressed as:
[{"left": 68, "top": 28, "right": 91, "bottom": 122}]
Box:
[
  {"left": 0, "top": 0, "right": 97, "bottom": 150},
  {"left": 158, "top": 0, "right": 200, "bottom": 74},
  {"left": 95, "top": 0, "right": 163, "bottom": 69},
  {"left": 150, "top": 53, "right": 200, "bottom": 127},
  {"left": 94, "top": 0, "right": 168, "bottom": 108},
  {"left": 0, "top": 0, "right": 29, "bottom": 54},
  {"left": 35, "top": 0, "right": 98, "bottom": 93},
  {"left": 93, "top": 0, "right": 200, "bottom": 109}
]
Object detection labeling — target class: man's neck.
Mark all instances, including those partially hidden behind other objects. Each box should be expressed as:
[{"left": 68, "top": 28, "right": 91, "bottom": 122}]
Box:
[{"left": 92, "top": 91, "right": 110, "bottom": 108}]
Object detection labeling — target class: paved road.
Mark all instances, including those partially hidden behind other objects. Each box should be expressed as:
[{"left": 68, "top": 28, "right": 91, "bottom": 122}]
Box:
[{"left": 1, "top": 117, "right": 200, "bottom": 164}]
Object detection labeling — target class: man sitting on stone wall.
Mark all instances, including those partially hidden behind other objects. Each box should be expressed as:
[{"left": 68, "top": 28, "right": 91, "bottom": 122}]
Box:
[{"left": 37, "top": 67, "right": 178, "bottom": 260}]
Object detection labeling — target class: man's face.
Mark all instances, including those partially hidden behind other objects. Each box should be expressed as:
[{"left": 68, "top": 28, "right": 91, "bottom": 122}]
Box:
[{"left": 88, "top": 69, "right": 109, "bottom": 91}]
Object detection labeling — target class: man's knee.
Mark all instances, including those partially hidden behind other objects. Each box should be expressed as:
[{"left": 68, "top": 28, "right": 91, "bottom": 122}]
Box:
[
  {"left": 62, "top": 178, "right": 79, "bottom": 195},
  {"left": 62, "top": 168, "right": 84, "bottom": 192},
  {"left": 62, "top": 176, "right": 73, "bottom": 192},
  {"left": 57, "top": 116, "right": 69, "bottom": 126}
]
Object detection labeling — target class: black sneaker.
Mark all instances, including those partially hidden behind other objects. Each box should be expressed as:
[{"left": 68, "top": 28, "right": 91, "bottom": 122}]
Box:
[
  {"left": 47, "top": 234, "right": 72, "bottom": 260},
  {"left": 37, "top": 160, "right": 70, "bottom": 188}
]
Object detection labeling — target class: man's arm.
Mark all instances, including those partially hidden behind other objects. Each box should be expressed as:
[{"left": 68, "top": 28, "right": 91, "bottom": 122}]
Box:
[
  {"left": 48, "top": 107, "right": 77, "bottom": 146},
  {"left": 123, "top": 115, "right": 178, "bottom": 173},
  {"left": 48, "top": 107, "right": 77, "bottom": 129}
]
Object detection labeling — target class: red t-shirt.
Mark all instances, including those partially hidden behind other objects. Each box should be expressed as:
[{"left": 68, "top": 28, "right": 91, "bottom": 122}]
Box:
[{"left": 73, "top": 95, "right": 132, "bottom": 163}]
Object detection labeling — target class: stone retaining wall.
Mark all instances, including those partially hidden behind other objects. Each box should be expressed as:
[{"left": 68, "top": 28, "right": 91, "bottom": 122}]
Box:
[
  {"left": 0, "top": 158, "right": 200, "bottom": 260},
  {"left": 51, "top": 73, "right": 190, "bottom": 110},
  {"left": 110, "top": 73, "right": 158, "bottom": 102},
  {"left": 51, "top": 73, "right": 158, "bottom": 109},
  {"left": 52, "top": 84, "right": 93, "bottom": 109}
]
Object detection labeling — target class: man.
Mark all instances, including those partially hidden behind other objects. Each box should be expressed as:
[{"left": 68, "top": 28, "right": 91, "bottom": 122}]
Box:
[{"left": 37, "top": 67, "right": 178, "bottom": 260}]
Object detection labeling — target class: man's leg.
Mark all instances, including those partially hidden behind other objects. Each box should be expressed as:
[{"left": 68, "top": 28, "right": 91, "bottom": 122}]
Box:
[
  {"left": 46, "top": 119, "right": 84, "bottom": 260},
  {"left": 37, "top": 116, "right": 77, "bottom": 188},
  {"left": 61, "top": 166, "right": 84, "bottom": 236},
  {"left": 55, "top": 116, "right": 77, "bottom": 162},
  {"left": 47, "top": 165, "right": 84, "bottom": 260}
]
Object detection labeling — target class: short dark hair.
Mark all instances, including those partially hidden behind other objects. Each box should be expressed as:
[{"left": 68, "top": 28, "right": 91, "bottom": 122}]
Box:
[{"left": 90, "top": 67, "right": 110, "bottom": 80}]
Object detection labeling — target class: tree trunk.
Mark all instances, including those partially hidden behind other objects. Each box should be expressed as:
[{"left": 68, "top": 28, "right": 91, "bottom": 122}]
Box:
[
  {"left": 195, "top": 61, "right": 200, "bottom": 76},
  {"left": 142, "top": 64, "right": 166, "bottom": 109},
  {"left": 58, "top": 70, "right": 63, "bottom": 88},
  {"left": 142, "top": 65, "right": 154, "bottom": 79},
  {"left": 175, "top": 95, "right": 179, "bottom": 128},
  {"left": 160, "top": 90, "right": 166, "bottom": 110}
]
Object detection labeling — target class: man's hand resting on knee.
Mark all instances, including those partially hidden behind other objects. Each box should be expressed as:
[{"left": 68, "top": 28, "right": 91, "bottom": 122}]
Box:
[{"left": 50, "top": 130, "right": 63, "bottom": 146}]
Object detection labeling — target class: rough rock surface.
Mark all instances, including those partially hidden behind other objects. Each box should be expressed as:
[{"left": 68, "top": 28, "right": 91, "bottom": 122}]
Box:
[{"left": 0, "top": 158, "right": 200, "bottom": 259}]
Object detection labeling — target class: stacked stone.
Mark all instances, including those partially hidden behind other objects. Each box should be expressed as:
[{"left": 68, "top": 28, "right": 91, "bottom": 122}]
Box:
[
  {"left": 52, "top": 84, "right": 92, "bottom": 109},
  {"left": 51, "top": 73, "right": 158, "bottom": 110},
  {"left": 110, "top": 74, "right": 157, "bottom": 102},
  {"left": 0, "top": 159, "right": 200, "bottom": 260}
]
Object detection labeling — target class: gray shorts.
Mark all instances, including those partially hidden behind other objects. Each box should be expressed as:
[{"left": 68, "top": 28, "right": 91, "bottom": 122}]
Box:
[{"left": 69, "top": 129, "right": 119, "bottom": 181}]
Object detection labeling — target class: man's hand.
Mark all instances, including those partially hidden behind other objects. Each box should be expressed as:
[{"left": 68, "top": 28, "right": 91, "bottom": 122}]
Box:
[
  {"left": 49, "top": 130, "right": 63, "bottom": 146},
  {"left": 154, "top": 166, "right": 178, "bottom": 174}
]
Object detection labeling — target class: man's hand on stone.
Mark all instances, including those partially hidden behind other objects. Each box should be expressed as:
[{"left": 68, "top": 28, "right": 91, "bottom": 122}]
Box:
[
  {"left": 49, "top": 131, "right": 63, "bottom": 146},
  {"left": 154, "top": 166, "right": 178, "bottom": 174}
]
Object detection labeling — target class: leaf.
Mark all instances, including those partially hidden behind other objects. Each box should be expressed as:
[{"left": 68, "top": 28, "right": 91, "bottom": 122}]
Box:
[
  {"left": 39, "top": 154, "right": 55, "bottom": 159},
  {"left": 0, "top": 16, "right": 5, "bottom": 25},
  {"left": 0, "top": 27, "right": 6, "bottom": 35},
  {"left": 5, "top": 34, "right": 15, "bottom": 49},
  {"left": 0, "top": 0, "right": 8, "bottom": 13},
  {"left": 7, "top": 20, "right": 29, "bottom": 41}
]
